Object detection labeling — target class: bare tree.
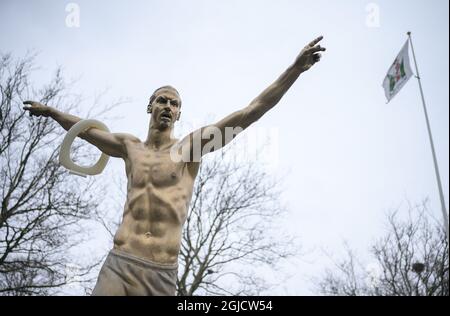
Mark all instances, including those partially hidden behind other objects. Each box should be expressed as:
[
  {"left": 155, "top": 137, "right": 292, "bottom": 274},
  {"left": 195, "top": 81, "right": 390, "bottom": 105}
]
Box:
[
  {"left": 0, "top": 53, "right": 111, "bottom": 295},
  {"left": 316, "top": 200, "right": 449, "bottom": 296},
  {"left": 177, "top": 148, "right": 296, "bottom": 296}
]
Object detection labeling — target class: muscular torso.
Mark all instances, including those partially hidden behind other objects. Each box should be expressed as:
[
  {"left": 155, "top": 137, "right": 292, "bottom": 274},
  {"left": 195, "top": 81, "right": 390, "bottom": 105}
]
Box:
[{"left": 113, "top": 139, "right": 198, "bottom": 264}]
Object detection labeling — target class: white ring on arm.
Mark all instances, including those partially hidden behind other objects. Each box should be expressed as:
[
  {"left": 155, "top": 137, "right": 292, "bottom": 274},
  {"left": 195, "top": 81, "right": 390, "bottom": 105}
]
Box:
[{"left": 59, "top": 119, "right": 110, "bottom": 177}]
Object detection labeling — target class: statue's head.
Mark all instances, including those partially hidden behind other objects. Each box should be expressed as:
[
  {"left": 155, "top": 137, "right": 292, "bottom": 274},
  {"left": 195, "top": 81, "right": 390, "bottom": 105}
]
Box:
[{"left": 147, "top": 85, "right": 182, "bottom": 130}]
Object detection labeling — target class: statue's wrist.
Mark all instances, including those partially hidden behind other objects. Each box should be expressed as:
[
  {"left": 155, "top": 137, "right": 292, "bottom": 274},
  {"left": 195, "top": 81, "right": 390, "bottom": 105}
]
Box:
[
  {"left": 47, "top": 106, "right": 56, "bottom": 117},
  {"left": 292, "top": 63, "right": 305, "bottom": 74}
]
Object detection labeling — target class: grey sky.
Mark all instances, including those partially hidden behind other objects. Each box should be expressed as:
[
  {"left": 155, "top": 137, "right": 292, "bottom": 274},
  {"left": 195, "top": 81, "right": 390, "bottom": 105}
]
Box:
[{"left": 1, "top": 0, "right": 448, "bottom": 295}]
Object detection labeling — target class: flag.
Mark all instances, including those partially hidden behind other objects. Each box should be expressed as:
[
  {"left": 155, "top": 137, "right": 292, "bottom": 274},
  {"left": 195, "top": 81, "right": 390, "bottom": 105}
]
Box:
[{"left": 382, "top": 40, "right": 414, "bottom": 102}]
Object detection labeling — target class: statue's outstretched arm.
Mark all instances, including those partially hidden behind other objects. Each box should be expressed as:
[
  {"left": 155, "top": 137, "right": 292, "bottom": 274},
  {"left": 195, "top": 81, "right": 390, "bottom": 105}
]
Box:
[
  {"left": 23, "top": 101, "right": 139, "bottom": 158},
  {"left": 181, "top": 36, "right": 326, "bottom": 158}
]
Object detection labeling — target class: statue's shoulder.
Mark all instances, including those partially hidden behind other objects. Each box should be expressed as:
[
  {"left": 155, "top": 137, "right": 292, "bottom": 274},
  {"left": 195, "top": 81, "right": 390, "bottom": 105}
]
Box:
[{"left": 118, "top": 133, "right": 141, "bottom": 144}]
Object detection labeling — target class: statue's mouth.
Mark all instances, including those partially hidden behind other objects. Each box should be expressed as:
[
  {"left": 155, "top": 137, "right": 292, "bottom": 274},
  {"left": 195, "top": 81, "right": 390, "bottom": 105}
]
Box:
[{"left": 160, "top": 112, "right": 172, "bottom": 121}]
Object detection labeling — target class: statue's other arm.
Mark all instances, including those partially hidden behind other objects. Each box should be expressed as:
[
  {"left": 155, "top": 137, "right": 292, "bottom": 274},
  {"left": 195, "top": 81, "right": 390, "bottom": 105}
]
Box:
[
  {"left": 182, "top": 36, "right": 326, "bottom": 157},
  {"left": 22, "top": 102, "right": 139, "bottom": 158}
]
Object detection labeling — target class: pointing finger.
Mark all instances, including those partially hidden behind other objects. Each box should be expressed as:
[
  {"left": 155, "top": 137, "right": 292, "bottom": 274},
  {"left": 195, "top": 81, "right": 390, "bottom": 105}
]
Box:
[{"left": 308, "top": 36, "right": 323, "bottom": 47}]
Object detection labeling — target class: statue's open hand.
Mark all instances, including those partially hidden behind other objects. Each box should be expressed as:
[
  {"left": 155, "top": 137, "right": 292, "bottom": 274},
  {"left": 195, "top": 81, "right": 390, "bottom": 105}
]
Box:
[
  {"left": 294, "top": 36, "right": 326, "bottom": 72},
  {"left": 23, "top": 101, "right": 51, "bottom": 117}
]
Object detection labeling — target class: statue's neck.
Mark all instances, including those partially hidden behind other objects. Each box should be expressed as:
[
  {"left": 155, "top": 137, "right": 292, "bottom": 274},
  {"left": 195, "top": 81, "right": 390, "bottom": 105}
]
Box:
[{"left": 145, "top": 125, "right": 174, "bottom": 150}]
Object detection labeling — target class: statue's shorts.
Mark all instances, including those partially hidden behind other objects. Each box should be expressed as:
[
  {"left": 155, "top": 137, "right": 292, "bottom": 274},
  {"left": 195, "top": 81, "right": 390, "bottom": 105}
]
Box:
[{"left": 91, "top": 248, "right": 178, "bottom": 296}]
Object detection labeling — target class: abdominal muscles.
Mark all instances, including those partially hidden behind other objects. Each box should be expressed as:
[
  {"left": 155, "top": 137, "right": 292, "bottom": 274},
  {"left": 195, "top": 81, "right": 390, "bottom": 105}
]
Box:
[{"left": 113, "top": 186, "right": 189, "bottom": 264}]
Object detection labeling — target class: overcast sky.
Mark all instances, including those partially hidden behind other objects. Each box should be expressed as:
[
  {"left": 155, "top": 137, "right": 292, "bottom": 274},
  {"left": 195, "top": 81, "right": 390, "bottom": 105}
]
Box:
[{"left": 1, "top": 0, "right": 448, "bottom": 295}]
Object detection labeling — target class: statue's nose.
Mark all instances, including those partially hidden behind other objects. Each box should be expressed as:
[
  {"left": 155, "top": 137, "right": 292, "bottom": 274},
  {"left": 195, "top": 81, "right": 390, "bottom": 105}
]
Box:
[{"left": 162, "top": 100, "right": 171, "bottom": 110}]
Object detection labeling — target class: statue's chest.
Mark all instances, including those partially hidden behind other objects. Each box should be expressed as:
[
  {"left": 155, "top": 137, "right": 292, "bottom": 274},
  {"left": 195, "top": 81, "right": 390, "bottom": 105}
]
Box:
[{"left": 128, "top": 148, "right": 183, "bottom": 188}]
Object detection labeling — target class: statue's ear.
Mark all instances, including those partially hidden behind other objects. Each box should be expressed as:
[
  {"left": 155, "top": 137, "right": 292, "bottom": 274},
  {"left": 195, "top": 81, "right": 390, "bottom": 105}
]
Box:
[
  {"left": 147, "top": 105, "right": 152, "bottom": 114},
  {"left": 177, "top": 111, "right": 181, "bottom": 121}
]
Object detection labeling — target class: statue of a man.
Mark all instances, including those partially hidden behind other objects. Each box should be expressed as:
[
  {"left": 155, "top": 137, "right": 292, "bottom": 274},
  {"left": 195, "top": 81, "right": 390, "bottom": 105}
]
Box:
[{"left": 23, "top": 36, "right": 326, "bottom": 296}]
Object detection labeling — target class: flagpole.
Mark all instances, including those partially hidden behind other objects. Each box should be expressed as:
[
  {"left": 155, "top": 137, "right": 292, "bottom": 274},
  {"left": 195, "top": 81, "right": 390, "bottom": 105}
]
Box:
[{"left": 407, "top": 31, "right": 449, "bottom": 240}]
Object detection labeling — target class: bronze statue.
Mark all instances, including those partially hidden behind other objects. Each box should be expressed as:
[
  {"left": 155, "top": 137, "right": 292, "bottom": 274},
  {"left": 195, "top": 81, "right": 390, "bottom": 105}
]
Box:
[{"left": 23, "top": 36, "right": 326, "bottom": 296}]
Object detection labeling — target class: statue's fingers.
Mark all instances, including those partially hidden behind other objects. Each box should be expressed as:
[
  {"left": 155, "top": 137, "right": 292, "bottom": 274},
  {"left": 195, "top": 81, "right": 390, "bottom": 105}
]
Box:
[
  {"left": 310, "top": 45, "right": 326, "bottom": 53},
  {"left": 313, "top": 53, "right": 322, "bottom": 62},
  {"left": 308, "top": 36, "right": 323, "bottom": 47}
]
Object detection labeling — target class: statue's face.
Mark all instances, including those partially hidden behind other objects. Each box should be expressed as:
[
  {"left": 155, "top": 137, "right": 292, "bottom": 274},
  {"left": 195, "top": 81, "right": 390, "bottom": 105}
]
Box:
[{"left": 148, "top": 89, "right": 181, "bottom": 130}]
